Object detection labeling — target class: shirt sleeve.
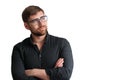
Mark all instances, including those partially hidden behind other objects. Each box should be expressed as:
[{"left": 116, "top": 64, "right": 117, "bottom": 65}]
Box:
[
  {"left": 11, "top": 44, "right": 38, "bottom": 80},
  {"left": 45, "top": 39, "right": 74, "bottom": 80}
]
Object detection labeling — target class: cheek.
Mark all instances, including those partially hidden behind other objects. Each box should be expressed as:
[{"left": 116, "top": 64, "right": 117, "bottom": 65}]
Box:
[
  {"left": 41, "top": 21, "right": 47, "bottom": 25},
  {"left": 29, "top": 27, "right": 37, "bottom": 32},
  {"left": 31, "top": 25, "right": 40, "bottom": 29},
  {"left": 39, "top": 26, "right": 47, "bottom": 30}
]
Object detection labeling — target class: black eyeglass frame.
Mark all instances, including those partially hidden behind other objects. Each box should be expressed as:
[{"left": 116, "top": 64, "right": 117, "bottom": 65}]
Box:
[{"left": 27, "top": 15, "right": 48, "bottom": 24}]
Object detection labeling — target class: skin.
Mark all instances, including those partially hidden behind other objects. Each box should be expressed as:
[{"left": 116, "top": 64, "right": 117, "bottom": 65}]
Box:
[{"left": 24, "top": 11, "right": 64, "bottom": 80}]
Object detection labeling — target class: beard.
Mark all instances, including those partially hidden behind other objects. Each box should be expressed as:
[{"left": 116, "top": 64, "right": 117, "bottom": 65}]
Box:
[{"left": 31, "top": 28, "right": 47, "bottom": 36}]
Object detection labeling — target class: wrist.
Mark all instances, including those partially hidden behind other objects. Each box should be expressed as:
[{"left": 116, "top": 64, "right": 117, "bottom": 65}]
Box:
[{"left": 32, "top": 69, "right": 39, "bottom": 77}]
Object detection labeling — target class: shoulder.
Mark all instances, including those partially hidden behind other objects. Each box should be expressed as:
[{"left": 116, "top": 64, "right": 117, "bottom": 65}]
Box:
[
  {"left": 48, "top": 34, "right": 70, "bottom": 45},
  {"left": 13, "top": 37, "right": 30, "bottom": 49},
  {"left": 49, "top": 34, "right": 68, "bottom": 42}
]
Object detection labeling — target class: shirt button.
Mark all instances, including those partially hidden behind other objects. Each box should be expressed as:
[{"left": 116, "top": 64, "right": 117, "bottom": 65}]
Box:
[{"left": 39, "top": 54, "right": 41, "bottom": 58}]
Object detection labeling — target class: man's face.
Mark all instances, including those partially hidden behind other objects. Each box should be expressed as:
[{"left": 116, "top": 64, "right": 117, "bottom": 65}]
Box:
[{"left": 27, "top": 11, "right": 48, "bottom": 36}]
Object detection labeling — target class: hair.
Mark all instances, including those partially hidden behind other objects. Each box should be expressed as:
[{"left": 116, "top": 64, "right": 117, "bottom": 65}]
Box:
[{"left": 22, "top": 5, "right": 44, "bottom": 22}]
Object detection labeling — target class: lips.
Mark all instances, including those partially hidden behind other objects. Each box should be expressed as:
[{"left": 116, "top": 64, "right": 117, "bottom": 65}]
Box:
[
  {"left": 37, "top": 27, "right": 45, "bottom": 32},
  {"left": 39, "top": 25, "right": 47, "bottom": 28}
]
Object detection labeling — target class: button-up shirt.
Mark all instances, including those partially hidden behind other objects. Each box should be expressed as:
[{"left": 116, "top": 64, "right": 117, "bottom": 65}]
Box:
[{"left": 11, "top": 33, "right": 73, "bottom": 80}]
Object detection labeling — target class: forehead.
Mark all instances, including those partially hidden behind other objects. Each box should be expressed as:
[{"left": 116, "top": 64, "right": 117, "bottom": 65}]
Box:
[{"left": 29, "top": 11, "right": 44, "bottom": 20}]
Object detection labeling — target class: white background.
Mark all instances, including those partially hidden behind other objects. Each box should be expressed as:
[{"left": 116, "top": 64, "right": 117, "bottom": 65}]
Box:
[{"left": 0, "top": 0, "right": 120, "bottom": 80}]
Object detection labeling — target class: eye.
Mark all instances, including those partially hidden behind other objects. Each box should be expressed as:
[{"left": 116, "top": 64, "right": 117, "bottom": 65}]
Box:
[
  {"left": 40, "top": 16, "right": 47, "bottom": 21},
  {"left": 30, "top": 19, "right": 39, "bottom": 23}
]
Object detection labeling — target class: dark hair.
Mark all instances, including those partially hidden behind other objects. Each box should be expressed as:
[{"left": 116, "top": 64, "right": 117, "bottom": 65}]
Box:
[{"left": 22, "top": 5, "right": 44, "bottom": 22}]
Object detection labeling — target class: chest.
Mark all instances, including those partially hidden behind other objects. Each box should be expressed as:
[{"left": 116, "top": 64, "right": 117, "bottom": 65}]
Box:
[{"left": 23, "top": 44, "right": 62, "bottom": 69}]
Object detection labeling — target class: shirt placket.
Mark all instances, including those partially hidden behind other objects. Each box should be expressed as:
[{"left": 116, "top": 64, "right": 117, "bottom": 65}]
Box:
[{"left": 33, "top": 45, "right": 42, "bottom": 68}]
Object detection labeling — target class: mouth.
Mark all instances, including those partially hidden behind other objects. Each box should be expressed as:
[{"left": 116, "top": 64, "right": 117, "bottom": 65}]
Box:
[{"left": 39, "top": 25, "right": 47, "bottom": 28}]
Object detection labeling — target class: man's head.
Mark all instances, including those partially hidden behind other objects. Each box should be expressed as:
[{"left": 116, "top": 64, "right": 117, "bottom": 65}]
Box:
[{"left": 22, "top": 5, "right": 48, "bottom": 36}]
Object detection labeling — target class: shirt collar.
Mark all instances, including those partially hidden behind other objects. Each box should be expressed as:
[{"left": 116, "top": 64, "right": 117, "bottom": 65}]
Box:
[{"left": 29, "top": 32, "right": 49, "bottom": 45}]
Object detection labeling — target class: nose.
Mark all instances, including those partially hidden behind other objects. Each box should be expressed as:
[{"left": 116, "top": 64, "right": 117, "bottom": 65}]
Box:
[
  {"left": 38, "top": 22, "right": 46, "bottom": 28},
  {"left": 37, "top": 20, "right": 42, "bottom": 25}
]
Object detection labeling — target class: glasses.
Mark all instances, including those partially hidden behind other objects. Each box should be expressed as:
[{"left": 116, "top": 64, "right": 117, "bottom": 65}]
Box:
[{"left": 28, "top": 15, "right": 48, "bottom": 26}]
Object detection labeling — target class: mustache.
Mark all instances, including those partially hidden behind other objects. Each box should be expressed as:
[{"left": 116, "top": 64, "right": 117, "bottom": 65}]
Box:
[{"left": 38, "top": 25, "right": 47, "bottom": 28}]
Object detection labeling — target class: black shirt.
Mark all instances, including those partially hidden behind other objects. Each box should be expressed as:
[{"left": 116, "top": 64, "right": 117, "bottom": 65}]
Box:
[{"left": 11, "top": 33, "right": 73, "bottom": 80}]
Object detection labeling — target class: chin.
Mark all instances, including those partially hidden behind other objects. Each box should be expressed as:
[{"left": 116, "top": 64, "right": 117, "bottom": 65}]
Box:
[{"left": 32, "top": 30, "right": 47, "bottom": 36}]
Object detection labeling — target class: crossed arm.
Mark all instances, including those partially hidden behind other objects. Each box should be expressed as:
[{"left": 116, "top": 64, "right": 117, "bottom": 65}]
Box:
[
  {"left": 25, "top": 58, "right": 64, "bottom": 80},
  {"left": 12, "top": 52, "right": 64, "bottom": 80},
  {"left": 12, "top": 39, "right": 73, "bottom": 80}
]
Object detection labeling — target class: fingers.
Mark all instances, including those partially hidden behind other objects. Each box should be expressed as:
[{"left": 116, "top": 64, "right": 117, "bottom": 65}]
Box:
[
  {"left": 55, "top": 58, "right": 64, "bottom": 68},
  {"left": 57, "top": 58, "right": 64, "bottom": 66},
  {"left": 25, "top": 69, "right": 37, "bottom": 76},
  {"left": 25, "top": 70, "right": 33, "bottom": 76}
]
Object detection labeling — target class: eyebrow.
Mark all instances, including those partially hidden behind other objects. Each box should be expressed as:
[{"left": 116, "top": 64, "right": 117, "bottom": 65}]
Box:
[{"left": 29, "top": 15, "right": 46, "bottom": 22}]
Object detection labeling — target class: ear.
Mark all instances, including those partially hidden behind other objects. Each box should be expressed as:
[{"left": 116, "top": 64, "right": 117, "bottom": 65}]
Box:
[{"left": 24, "top": 22, "right": 30, "bottom": 30}]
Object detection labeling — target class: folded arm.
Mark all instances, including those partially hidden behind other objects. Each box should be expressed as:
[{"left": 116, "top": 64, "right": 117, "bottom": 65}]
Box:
[
  {"left": 12, "top": 39, "right": 73, "bottom": 80},
  {"left": 25, "top": 39, "right": 74, "bottom": 80},
  {"left": 11, "top": 45, "right": 38, "bottom": 80},
  {"left": 45, "top": 39, "right": 74, "bottom": 80},
  {"left": 25, "top": 58, "right": 64, "bottom": 80}
]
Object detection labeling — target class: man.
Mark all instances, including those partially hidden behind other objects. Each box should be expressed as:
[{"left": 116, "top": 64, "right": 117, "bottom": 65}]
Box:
[{"left": 11, "top": 5, "right": 73, "bottom": 80}]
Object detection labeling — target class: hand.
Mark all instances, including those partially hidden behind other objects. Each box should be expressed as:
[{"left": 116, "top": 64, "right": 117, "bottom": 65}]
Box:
[
  {"left": 25, "top": 69, "right": 50, "bottom": 80},
  {"left": 25, "top": 69, "right": 34, "bottom": 76},
  {"left": 55, "top": 58, "right": 64, "bottom": 68}
]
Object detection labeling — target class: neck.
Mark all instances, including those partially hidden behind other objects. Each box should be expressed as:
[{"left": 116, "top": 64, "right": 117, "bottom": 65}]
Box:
[{"left": 32, "top": 34, "right": 46, "bottom": 44}]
